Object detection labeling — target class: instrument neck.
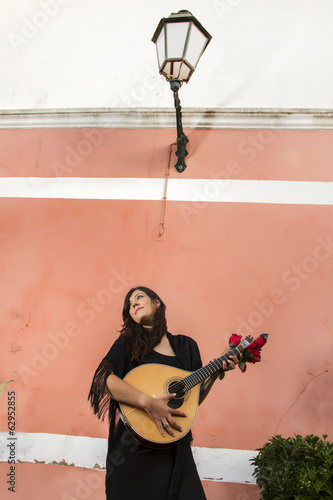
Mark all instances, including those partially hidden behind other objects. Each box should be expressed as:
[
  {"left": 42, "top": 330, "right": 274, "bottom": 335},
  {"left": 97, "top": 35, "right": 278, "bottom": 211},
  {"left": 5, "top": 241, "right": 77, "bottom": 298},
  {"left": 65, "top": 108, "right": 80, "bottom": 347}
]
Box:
[{"left": 182, "top": 345, "right": 245, "bottom": 391}]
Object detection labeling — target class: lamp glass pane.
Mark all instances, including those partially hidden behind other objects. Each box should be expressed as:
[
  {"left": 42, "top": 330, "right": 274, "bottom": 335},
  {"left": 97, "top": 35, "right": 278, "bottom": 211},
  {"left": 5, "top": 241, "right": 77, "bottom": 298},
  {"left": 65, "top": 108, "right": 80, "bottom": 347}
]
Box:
[
  {"left": 185, "top": 23, "right": 209, "bottom": 68},
  {"left": 162, "top": 61, "right": 191, "bottom": 82},
  {"left": 162, "top": 61, "right": 179, "bottom": 80},
  {"left": 170, "top": 61, "right": 181, "bottom": 80},
  {"left": 179, "top": 63, "right": 191, "bottom": 81},
  {"left": 156, "top": 28, "right": 165, "bottom": 70},
  {"left": 163, "top": 62, "right": 171, "bottom": 79},
  {"left": 166, "top": 22, "right": 190, "bottom": 59}
]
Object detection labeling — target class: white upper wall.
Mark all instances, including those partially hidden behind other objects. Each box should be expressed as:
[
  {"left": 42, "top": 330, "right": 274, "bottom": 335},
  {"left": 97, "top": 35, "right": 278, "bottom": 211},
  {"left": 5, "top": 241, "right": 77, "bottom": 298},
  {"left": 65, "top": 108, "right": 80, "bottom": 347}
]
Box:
[{"left": 1, "top": 0, "right": 333, "bottom": 110}]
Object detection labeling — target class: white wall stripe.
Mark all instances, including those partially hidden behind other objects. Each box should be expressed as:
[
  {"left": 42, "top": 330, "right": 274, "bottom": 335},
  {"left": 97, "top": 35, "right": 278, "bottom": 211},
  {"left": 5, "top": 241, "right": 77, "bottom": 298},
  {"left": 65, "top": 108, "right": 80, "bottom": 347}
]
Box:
[
  {"left": 0, "top": 432, "right": 257, "bottom": 484},
  {"left": 1, "top": 108, "right": 333, "bottom": 130},
  {"left": 0, "top": 177, "right": 333, "bottom": 205}
]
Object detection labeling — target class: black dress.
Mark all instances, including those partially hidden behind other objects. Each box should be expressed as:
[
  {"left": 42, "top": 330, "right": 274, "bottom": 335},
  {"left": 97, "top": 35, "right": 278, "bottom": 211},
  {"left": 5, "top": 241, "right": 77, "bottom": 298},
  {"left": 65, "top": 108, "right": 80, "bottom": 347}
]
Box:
[{"left": 88, "top": 333, "right": 207, "bottom": 500}]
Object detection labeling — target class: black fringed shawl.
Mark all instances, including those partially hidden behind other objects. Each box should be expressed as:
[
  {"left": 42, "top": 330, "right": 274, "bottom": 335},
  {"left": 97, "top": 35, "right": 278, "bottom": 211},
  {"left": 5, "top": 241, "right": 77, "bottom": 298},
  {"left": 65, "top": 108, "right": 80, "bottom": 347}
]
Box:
[{"left": 88, "top": 332, "right": 203, "bottom": 499}]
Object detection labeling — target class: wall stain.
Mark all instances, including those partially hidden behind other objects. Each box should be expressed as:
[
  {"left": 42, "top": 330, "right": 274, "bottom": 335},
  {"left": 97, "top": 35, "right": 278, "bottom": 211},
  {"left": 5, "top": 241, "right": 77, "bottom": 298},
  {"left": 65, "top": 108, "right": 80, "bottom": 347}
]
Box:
[
  {"left": 51, "top": 459, "right": 75, "bottom": 467},
  {"left": 93, "top": 463, "right": 106, "bottom": 470},
  {"left": 10, "top": 345, "right": 21, "bottom": 354},
  {"left": 203, "top": 477, "right": 223, "bottom": 481},
  {"left": 0, "top": 378, "right": 14, "bottom": 396},
  {"left": 17, "top": 459, "right": 105, "bottom": 469}
]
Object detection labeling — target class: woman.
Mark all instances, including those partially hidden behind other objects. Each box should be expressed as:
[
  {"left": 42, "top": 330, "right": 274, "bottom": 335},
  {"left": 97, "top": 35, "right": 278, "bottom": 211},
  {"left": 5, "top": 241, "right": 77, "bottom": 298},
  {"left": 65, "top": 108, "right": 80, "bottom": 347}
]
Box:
[{"left": 88, "top": 287, "right": 240, "bottom": 500}]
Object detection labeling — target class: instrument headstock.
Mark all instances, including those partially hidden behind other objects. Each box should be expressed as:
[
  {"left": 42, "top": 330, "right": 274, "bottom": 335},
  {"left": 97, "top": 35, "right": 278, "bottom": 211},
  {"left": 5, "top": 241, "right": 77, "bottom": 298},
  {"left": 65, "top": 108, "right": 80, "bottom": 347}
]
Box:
[{"left": 241, "top": 333, "right": 269, "bottom": 348}]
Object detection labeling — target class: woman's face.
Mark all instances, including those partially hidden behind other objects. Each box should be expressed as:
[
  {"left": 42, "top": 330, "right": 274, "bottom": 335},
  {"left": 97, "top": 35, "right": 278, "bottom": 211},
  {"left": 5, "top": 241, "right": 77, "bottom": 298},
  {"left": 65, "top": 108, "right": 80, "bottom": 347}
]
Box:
[{"left": 128, "top": 289, "right": 160, "bottom": 326}]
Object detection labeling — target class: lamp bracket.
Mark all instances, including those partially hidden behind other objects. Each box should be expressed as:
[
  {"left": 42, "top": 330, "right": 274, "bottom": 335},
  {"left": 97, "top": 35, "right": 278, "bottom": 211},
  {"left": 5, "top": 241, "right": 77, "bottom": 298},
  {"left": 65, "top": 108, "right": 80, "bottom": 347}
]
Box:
[{"left": 170, "top": 79, "right": 189, "bottom": 173}]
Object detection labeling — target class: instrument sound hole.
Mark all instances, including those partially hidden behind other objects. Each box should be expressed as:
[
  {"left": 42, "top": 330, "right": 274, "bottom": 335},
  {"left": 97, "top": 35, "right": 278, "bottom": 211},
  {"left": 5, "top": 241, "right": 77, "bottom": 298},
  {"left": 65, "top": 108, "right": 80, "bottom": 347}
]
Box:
[
  {"left": 168, "top": 380, "right": 185, "bottom": 398},
  {"left": 167, "top": 380, "right": 186, "bottom": 411}
]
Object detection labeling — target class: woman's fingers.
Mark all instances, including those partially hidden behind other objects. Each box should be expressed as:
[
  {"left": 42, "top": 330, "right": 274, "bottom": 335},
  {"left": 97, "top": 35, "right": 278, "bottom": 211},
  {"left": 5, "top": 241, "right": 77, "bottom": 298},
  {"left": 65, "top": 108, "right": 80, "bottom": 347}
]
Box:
[
  {"left": 161, "top": 393, "right": 187, "bottom": 417},
  {"left": 161, "top": 420, "right": 175, "bottom": 437},
  {"left": 157, "top": 421, "right": 167, "bottom": 437},
  {"left": 153, "top": 394, "right": 187, "bottom": 437},
  {"left": 159, "top": 416, "right": 184, "bottom": 437},
  {"left": 223, "top": 354, "right": 239, "bottom": 371},
  {"left": 167, "top": 417, "right": 183, "bottom": 433}
]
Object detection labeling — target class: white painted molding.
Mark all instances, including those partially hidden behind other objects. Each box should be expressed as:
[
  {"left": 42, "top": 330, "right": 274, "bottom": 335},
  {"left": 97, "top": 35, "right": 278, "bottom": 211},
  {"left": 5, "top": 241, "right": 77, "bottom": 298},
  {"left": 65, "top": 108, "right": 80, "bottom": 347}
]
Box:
[
  {"left": 0, "top": 432, "right": 257, "bottom": 484},
  {"left": 193, "top": 447, "right": 257, "bottom": 484},
  {"left": 0, "top": 178, "right": 332, "bottom": 206},
  {"left": 1, "top": 108, "right": 333, "bottom": 130},
  {"left": 1, "top": 432, "right": 107, "bottom": 471}
]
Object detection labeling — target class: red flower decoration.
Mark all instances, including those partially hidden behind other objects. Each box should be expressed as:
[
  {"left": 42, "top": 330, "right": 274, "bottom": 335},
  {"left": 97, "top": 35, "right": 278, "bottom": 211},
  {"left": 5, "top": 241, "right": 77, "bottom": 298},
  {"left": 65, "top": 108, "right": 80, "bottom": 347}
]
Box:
[
  {"left": 250, "top": 336, "right": 267, "bottom": 350},
  {"left": 229, "top": 334, "right": 242, "bottom": 347},
  {"left": 228, "top": 333, "right": 268, "bottom": 373}
]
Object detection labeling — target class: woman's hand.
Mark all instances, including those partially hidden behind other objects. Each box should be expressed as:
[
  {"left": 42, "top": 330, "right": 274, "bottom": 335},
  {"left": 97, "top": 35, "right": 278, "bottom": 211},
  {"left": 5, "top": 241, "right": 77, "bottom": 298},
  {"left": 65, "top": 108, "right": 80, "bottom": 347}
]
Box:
[
  {"left": 143, "top": 393, "right": 187, "bottom": 438},
  {"left": 222, "top": 354, "right": 241, "bottom": 371},
  {"left": 106, "top": 374, "right": 186, "bottom": 438}
]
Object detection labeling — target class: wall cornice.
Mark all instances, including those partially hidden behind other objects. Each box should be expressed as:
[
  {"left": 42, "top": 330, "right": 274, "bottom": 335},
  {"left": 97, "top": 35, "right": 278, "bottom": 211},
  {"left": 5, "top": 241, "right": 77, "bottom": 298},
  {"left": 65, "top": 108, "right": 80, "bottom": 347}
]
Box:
[{"left": 1, "top": 108, "right": 333, "bottom": 130}]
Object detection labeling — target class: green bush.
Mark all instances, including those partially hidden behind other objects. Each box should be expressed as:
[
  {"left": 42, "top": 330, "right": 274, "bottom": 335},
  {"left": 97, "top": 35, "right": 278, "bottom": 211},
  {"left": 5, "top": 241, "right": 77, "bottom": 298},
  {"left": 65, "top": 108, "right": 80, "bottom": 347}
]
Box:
[{"left": 251, "top": 434, "right": 333, "bottom": 499}]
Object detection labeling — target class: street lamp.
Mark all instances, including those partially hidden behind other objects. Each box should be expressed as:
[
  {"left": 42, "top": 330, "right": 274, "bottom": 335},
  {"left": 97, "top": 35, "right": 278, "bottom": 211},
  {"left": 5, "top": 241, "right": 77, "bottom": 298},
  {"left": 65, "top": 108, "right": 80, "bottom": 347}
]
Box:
[{"left": 152, "top": 10, "right": 212, "bottom": 172}]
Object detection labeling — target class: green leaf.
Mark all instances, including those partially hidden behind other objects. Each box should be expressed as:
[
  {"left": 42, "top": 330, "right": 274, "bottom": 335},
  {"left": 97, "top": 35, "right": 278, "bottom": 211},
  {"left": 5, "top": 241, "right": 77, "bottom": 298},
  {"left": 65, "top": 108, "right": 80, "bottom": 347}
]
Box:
[{"left": 239, "top": 360, "right": 246, "bottom": 371}]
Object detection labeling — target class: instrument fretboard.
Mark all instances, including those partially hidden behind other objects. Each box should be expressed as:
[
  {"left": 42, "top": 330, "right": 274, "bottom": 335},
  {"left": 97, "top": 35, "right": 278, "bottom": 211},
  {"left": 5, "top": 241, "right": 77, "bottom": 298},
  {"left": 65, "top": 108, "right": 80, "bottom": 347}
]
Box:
[{"left": 182, "top": 345, "right": 245, "bottom": 391}]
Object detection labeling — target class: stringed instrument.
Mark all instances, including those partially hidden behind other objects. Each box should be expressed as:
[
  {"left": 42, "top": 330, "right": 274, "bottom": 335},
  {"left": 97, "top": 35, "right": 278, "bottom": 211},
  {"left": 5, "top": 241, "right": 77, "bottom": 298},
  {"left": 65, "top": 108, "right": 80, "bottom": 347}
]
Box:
[{"left": 119, "top": 333, "right": 268, "bottom": 448}]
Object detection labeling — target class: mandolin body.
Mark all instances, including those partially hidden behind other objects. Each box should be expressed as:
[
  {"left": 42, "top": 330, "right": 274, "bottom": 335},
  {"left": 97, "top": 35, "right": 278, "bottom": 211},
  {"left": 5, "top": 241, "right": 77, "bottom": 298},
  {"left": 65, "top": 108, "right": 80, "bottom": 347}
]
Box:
[
  {"left": 119, "top": 363, "right": 200, "bottom": 448},
  {"left": 119, "top": 333, "right": 268, "bottom": 448}
]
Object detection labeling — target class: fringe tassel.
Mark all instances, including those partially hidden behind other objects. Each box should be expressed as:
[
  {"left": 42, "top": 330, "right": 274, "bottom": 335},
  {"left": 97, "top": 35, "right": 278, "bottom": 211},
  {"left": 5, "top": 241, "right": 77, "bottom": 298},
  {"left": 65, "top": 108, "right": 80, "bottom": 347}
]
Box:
[{"left": 88, "top": 358, "right": 115, "bottom": 421}]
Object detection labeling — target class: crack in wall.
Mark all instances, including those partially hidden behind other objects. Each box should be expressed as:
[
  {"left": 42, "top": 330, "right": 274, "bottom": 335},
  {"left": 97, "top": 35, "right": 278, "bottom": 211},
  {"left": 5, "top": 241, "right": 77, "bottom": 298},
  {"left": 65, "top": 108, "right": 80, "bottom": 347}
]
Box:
[
  {"left": 24, "top": 274, "right": 49, "bottom": 329},
  {"left": 275, "top": 369, "right": 330, "bottom": 433},
  {"left": 35, "top": 133, "right": 42, "bottom": 175}
]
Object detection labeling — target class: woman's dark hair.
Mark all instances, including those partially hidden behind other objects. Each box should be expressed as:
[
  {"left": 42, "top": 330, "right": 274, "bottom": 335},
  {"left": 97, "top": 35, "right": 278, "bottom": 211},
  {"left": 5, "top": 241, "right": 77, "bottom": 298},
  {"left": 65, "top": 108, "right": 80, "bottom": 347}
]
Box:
[{"left": 120, "top": 286, "right": 167, "bottom": 363}]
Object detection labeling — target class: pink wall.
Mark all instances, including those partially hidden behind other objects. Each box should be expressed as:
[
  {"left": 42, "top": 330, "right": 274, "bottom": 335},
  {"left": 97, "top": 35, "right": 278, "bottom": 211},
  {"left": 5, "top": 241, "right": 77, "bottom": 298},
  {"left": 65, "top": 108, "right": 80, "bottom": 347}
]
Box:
[{"left": 1, "top": 128, "right": 333, "bottom": 499}]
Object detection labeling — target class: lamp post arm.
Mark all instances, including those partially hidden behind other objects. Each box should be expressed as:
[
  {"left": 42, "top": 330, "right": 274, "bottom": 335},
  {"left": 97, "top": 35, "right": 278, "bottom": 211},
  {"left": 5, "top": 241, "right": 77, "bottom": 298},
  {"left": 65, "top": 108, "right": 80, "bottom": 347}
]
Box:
[{"left": 171, "top": 80, "right": 189, "bottom": 173}]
